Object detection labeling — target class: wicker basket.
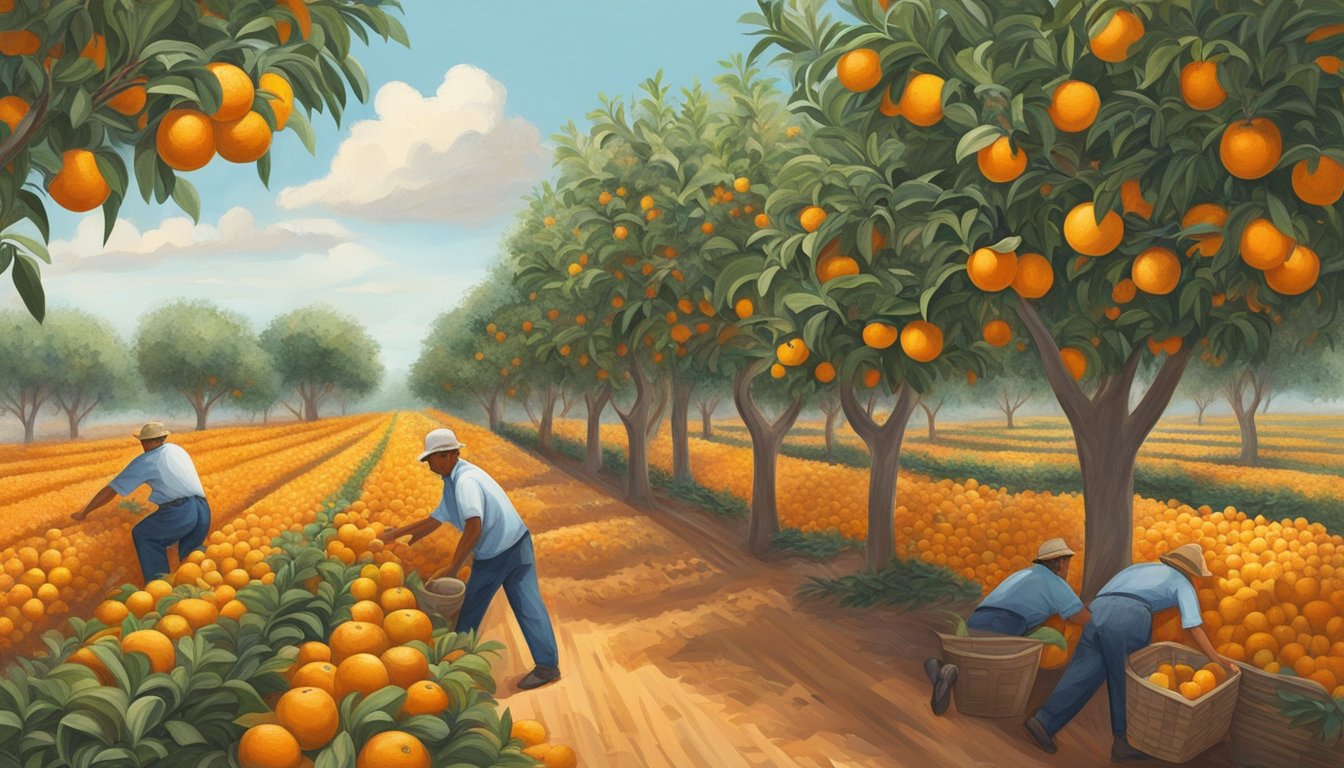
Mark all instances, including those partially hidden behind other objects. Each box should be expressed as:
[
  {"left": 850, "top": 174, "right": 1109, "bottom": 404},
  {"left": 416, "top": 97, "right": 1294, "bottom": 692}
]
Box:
[
  {"left": 1125, "top": 642, "right": 1242, "bottom": 763},
  {"left": 936, "top": 633, "right": 1044, "bottom": 718},
  {"left": 413, "top": 577, "right": 466, "bottom": 626},
  {"left": 1229, "top": 661, "right": 1344, "bottom": 768}
]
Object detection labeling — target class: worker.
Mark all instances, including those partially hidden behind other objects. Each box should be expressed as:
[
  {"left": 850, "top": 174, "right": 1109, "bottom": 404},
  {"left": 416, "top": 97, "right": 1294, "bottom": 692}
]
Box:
[
  {"left": 1024, "top": 542, "right": 1235, "bottom": 762},
  {"left": 924, "top": 538, "right": 1090, "bottom": 715},
  {"left": 385, "top": 427, "right": 560, "bottom": 690},
  {"left": 71, "top": 422, "right": 211, "bottom": 583}
]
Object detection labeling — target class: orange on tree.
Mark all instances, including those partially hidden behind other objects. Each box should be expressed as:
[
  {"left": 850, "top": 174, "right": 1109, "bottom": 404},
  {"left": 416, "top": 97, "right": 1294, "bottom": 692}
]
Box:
[
  {"left": 401, "top": 680, "right": 450, "bottom": 717},
  {"left": 205, "top": 62, "right": 255, "bottom": 122},
  {"left": 1181, "top": 203, "right": 1228, "bottom": 257},
  {"left": 258, "top": 72, "right": 294, "bottom": 129},
  {"left": 1089, "top": 9, "right": 1144, "bottom": 63},
  {"left": 275, "top": 0, "right": 313, "bottom": 44},
  {"left": 238, "top": 724, "right": 303, "bottom": 768},
  {"left": 836, "top": 48, "right": 882, "bottom": 92},
  {"left": 966, "top": 247, "right": 1018, "bottom": 291},
  {"left": 120, "top": 629, "right": 176, "bottom": 673},
  {"left": 1048, "top": 80, "right": 1100, "bottom": 132},
  {"left": 734, "top": 298, "right": 754, "bottom": 319},
  {"left": 0, "top": 30, "right": 40, "bottom": 56},
  {"left": 214, "top": 112, "right": 272, "bottom": 163},
  {"left": 1264, "top": 245, "right": 1319, "bottom": 296},
  {"left": 275, "top": 687, "right": 339, "bottom": 750},
  {"left": 1180, "top": 61, "right": 1226, "bottom": 110},
  {"left": 977, "top": 136, "right": 1028, "bottom": 182},
  {"left": 982, "top": 319, "right": 1012, "bottom": 347},
  {"left": 0, "top": 95, "right": 29, "bottom": 131},
  {"left": 814, "top": 361, "right": 836, "bottom": 382},
  {"left": 1131, "top": 247, "right": 1180, "bottom": 295},
  {"left": 862, "top": 322, "right": 898, "bottom": 349},
  {"left": 357, "top": 731, "right": 431, "bottom": 768},
  {"left": 1111, "top": 279, "right": 1137, "bottom": 304},
  {"left": 289, "top": 661, "right": 337, "bottom": 695},
  {"left": 900, "top": 321, "right": 942, "bottom": 362},
  {"left": 47, "top": 149, "right": 111, "bottom": 212},
  {"left": 1291, "top": 156, "right": 1344, "bottom": 206},
  {"left": 156, "top": 109, "right": 217, "bottom": 171},
  {"left": 1011, "top": 253, "right": 1054, "bottom": 298},
  {"left": 817, "top": 252, "right": 860, "bottom": 283},
  {"left": 1063, "top": 203, "right": 1124, "bottom": 256},
  {"left": 897, "top": 73, "right": 945, "bottom": 126},
  {"left": 1239, "top": 219, "right": 1295, "bottom": 270},
  {"left": 1060, "top": 347, "right": 1087, "bottom": 380},
  {"left": 799, "top": 205, "right": 827, "bottom": 232},
  {"left": 1220, "top": 117, "right": 1282, "bottom": 179},
  {"left": 1120, "top": 179, "right": 1153, "bottom": 220},
  {"left": 107, "top": 77, "right": 148, "bottom": 116},
  {"left": 776, "top": 338, "right": 809, "bottom": 366}
]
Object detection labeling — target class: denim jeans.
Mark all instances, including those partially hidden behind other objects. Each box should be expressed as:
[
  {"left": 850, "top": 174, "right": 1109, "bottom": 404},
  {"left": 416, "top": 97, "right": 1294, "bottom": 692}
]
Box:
[
  {"left": 1034, "top": 595, "right": 1152, "bottom": 736},
  {"left": 455, "top": 532, "right": 559, "bottom": 668},
  {"left": 967, "top": 606, "right": 1030, "bottom": 636},
  {"left": 131, "top": 496, "right": 211, "bottom": 583}
]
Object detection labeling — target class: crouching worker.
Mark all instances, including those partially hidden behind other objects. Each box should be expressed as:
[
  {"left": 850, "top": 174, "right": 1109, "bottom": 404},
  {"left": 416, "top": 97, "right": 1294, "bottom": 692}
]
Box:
[
  {"left": 1024, "top": 542, "right": 1236, "bottom": 762},
  {"left": 924, "top": 538, "right": 1090, "bottom": 715}
]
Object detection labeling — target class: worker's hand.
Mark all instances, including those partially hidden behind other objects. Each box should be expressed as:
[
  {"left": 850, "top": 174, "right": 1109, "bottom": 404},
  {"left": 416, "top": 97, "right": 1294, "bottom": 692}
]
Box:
[
  {"left": 384, "top": 525, "right": 411, "bottom": 541},
  {"left": 70, "top": 510, "right": 88, "bottom": 522},
  {"left": 1218, "top": 655, "right": 1238, "bottom": 675}
]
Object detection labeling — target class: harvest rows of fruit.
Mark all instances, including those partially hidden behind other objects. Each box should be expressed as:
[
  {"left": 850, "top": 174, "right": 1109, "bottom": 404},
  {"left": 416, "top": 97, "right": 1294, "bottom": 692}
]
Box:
[{"left": 545, "top": 416, "right": 1344, "bottom": 697}]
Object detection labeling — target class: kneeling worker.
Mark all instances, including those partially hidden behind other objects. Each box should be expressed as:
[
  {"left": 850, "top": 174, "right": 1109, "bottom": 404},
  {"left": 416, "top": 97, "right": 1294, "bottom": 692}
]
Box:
[
  {"left": 71, "top": 422, "right": 211, "bottom": 584},
  {"left": 1024, "top": 542, "right": 1235, "bottom": 762},
  {"left": 925, "top": 538, "right": 1090, "bottom": 715}
]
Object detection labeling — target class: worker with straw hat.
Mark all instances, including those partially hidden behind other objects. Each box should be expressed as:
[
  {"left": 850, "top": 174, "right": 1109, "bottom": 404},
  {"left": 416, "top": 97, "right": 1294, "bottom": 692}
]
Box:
[
  {"left": 1025, "top": 542, "right": 1235, "bottom": 762},
  {"left": 71, "top": 422, "right": 211, "bottom": 584},
  {"left": 924, "top": 538, "right": 1090, "bottom": 716}
]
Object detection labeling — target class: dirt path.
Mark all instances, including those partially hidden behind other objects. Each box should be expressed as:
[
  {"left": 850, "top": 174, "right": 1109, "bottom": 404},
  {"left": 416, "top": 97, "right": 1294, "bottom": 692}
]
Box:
[{"left": 472, "top": 445, "right": 1238, "bottom": 768}]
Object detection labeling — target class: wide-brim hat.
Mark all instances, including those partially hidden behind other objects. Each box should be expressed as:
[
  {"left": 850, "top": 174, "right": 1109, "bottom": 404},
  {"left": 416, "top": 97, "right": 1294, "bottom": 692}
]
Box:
[
  {"left": 132, "top": 422, "right": 170, "bottom": 440},
  {"left": 418, "top": 428, "right": 466, "bottom": 461},
  {"left": 1160, "top": 543, "right": 1212, "bottom": 578},
  {"left": 1035, "top": 538, "right": 1076, "bottom": 562}
]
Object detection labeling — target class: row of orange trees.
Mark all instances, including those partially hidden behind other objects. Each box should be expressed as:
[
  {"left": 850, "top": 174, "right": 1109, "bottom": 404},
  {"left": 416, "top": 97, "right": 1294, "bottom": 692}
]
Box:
[{"left": 416, "top": 0, "right": 1343, "bottom": 599}]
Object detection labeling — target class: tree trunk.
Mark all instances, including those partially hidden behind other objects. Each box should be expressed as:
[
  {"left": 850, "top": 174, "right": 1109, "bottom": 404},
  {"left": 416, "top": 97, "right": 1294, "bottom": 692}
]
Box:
[
  {"left": 1235, "top": 406, "right": 1259, "bottom": 465},
  {"left": 920, "top": 402, "right": 938, "bottom": 443},
  {"left": 538, "top": 383, "right": 558, "bottom": 451},
  {"left": 1224, "top": 371, "right": 1265, "bottom": 467},
  {"left": 22, "top": 412, "right": 36, "bottom": 443},
  {"left": 1005, "top": 407, "right": 1015, "bottom": 429},
  {"left": 1015, "top": 297, "right": 1193, "bottom": 600},
  {"left": 823, "top": 404, "right": 840, "bottom": 459},
  {"left": 194, "top": 402, "right": 209, "bottom": 431},
  {"left": 263, "top": 405, "right": 271, "bottom": 424},
  {"left": 614, "top": 357, "right": 655, "bottom": 508},
  {"left": 646, "top": 376, "right": 670, "bottom": 441},
  {"left": 700, "top": 402, "right": 714, "bottom": 439},
  {"left": 584, "top": 387, "right": 610, "bottom": 474},
  {"left": 734, "top": 360, "right": 803, "bottom": 556},
  {"left": 670, "top": 373, "right": 695, "bottom": 484},
  {"left": 487, "top": 390, "right": 503, "bottom": 431},
  {"left": 67, "top": 407, "right": 80, "bottom": 440},
  {"left": 841, "top": 382, "right": 918, "bottom": 570},
  {"left": 1195, "top": 400, "right": 1209, "bottom": 426}
]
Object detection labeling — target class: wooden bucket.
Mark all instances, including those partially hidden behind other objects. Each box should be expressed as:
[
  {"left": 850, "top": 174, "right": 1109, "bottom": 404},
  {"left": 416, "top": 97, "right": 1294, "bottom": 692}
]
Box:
[
  {"left": 1229, "top": 661, "right": 1344, "bottom": 768},
  {"left": 1125, "top": 642, "right": 1241, "bottom": 763},
  {"left": 936, "top": 633, "right": 1044, "bottom": 718}
]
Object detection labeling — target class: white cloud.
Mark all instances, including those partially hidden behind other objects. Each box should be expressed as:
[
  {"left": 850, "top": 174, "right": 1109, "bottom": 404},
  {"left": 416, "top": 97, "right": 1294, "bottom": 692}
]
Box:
[
  {"left": 276, "top": 65, "right": 547, "bottom": 224},
  {"left": 48, "top": 207, "right": 355, "bottom": 273}
]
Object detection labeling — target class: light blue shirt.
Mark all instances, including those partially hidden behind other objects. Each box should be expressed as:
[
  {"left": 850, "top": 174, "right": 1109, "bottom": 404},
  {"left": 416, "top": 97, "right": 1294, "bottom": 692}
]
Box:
[
  {"left": 978, "top": 564, "right": 1085, "bottom": 627},
  {"left": 429, "top": 459, "right": 529, "bottom": 560},
  {"left": 109, "top": 443, "right": 206, "bottom": 505},
  {"left": 1099, "top": 562, "right": 1203, "bottom": 629}
]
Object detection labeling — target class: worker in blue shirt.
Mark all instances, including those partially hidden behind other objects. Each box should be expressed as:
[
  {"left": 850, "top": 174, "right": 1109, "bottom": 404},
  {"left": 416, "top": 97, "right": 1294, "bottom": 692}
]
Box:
[
  {"left": 71, "top": 422, "right": 211, "bottom": 584},
  {"left": 1024, "top": 543, "right": 1236, "bottom": 762},
  {"left": 386, "top": 428, "right": 560, "bottom": 691},
  {"left": 924, "top": 538, "right": 1090, "bottom": 715}
]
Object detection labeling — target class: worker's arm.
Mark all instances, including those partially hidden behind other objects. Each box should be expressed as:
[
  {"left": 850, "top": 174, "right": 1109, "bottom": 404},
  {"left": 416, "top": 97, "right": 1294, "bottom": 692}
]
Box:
[
  {"left": 72, "top": 485, "right": 118, "bottom": 522},
  {"left": 385, "top": 517, "right": 442, "bottom": 545},
  {"left": 1186, "top": 625, "right": 1236, "bottom": 675},
  {"left": 435, "top": 516, "right": 482, "bottom": 580},
  {"left": 1066, "top": 607, "right": 1092, "bottom": 624}
]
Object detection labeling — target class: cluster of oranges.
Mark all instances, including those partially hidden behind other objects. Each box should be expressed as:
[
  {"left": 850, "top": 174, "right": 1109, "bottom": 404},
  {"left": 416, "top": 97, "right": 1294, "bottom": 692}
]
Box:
[
  {"left": 155, "top": 62, "right": 293, "bottom": 173},
  {"left": 1144, "top": 661, "right": 1230, "bottom": 701}
]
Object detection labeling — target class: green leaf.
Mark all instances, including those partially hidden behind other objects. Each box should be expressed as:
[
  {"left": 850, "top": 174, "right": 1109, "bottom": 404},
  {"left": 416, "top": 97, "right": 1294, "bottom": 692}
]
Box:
[
  {"left": 955, "top": 125, "right": 1003, "bottom": 163},
  {"left": 11, "top": 255, "right": 45, "bottom": 322},
  {"left": 125, "top": 696, "right": 166, "bottom": 745},
  {"left": 170, "top": 178, "right": 201, "bottom": 222},
  {"left": 1026, "top": 625, "right": 1067, "bottom": 651},
  {"left": 69, "top": 88, "right": 93, "bottom": 128},
  {"left": 163, "top": 720, "right": 206, "bottom": 747},
  {"left": 315, "top": 732, "right": 356, "bottom": 768}
]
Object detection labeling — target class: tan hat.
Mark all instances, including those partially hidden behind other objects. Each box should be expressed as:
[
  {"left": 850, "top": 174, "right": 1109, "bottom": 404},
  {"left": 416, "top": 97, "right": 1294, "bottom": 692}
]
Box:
[
  {"left": 132, "top": 422, "right": 170, "bottom": 440},
  {"left": 418, "top": 428, "right": 466, "bottom": 461},
  {"left": 1160, "top": 543, "right": 1212, "bottom": 578},
  {"left": 1035, "top": 538, "right": 1076, "bottom": 562}
]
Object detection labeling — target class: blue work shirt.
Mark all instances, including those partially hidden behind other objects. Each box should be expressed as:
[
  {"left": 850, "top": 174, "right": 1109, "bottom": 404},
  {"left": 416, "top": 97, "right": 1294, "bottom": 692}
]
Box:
[
  {"left": 429, "top": 458, "right": 529, "bottom": 560},
  {"left": 1098, "top": 562, "right": 1203, "bottom": 628},
  {"left": 978, "top": 564, "right": 1085, "bottom": 627},
  {"left": 109, "top": 443, "right": 206, "bottom": 505}
]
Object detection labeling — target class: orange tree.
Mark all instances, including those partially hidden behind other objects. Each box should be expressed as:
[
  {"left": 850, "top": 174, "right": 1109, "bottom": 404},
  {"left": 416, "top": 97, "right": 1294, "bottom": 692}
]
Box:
[
  {"left": 753, "top": 0, "right": 1344, "bottom": 595},
  {"left": 0, "top": 0, "right": 406, "bottom": 319}
]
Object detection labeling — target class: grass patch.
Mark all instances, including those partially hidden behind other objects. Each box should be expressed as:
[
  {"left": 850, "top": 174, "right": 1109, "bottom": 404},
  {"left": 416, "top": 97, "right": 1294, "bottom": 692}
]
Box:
[
  {"left": 772, "top": 528, "right": 861, "bottom": 560},
  {"left": 797, "top": 557, "right": 982, "bottom": 609}
]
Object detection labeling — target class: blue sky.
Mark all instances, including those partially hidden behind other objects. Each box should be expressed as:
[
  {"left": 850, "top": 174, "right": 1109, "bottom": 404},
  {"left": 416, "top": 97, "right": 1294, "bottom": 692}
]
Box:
[{"left": 12, "top": 0, "right": 779, "bottom": 374}]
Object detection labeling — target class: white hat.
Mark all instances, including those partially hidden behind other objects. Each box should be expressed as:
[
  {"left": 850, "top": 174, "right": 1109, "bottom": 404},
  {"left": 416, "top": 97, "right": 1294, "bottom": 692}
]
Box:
[
  {"left": 418, "top": 428, "right": 466, "bottom": 461},
  {"left": 1035, "top": 538, "right": 1076, "bottom": 561},
  {"left": 132, "top": 422, "right": 170, "bottom": 440},
  {"left": 1160, "top": 542, "right": 1213, "bottom": 578}
]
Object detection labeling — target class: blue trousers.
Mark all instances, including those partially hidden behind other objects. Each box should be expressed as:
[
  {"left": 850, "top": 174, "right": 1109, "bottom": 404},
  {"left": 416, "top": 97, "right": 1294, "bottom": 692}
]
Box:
[
  {"left": 967, "top": 606, "right": 1030, "bottom": 636},
  {"left": 1035, "top": 595, "right": 1152, "bottom": 736},
  {"left": 455, "top": 532, "right": 559, "bottom": 668},
  {"left": 132, "top": 496, "right": 211, "bottom": 583}
]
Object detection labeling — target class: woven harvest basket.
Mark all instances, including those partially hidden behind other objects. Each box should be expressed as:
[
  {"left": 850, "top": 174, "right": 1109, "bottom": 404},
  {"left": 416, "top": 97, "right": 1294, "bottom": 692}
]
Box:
[
  {"left": 1229, "top": 661, "right": 1344, "bottom": 768},
  {"left": 937, "top": 633, "right": 1044, "bottom": 718},
  {"left": 1126, "top": 642, "right": 1241, "bottom": 763},
  {"left": 413, "top": 577, "right": 466, "bottom": 627}
]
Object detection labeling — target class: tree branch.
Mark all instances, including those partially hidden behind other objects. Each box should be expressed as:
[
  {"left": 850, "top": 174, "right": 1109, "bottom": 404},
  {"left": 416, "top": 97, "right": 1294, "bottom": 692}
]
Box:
[
  {"left": 1125, "top": 345, "right": 1194, "bottom": 449},
  {"left": 1013, "top": 298, "right": 1090, "bottom": 419}
]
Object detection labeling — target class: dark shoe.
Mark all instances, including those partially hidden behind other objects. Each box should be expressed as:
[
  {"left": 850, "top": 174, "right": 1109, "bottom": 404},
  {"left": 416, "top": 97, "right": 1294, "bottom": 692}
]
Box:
[
  {"left": 1111, "top": 734, "right": 1150, "bottom": 762},
  {"left": 517, "top": 665, "right": 561, "bottom": 690},
  {"left": 1024, "top": 716, "right": 1058, "bottom": 754},
  {"left": 931, "top": 664, "right": 957, "bottom": 716},
  {"left": 923, "top": 657, "right": 941, "bottom": 685}
]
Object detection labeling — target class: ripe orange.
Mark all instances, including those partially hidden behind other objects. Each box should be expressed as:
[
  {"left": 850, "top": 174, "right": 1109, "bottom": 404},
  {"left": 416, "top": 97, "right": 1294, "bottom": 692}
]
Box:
[
  {"left": 0, "top": 30, "right": 40, "bottom": 56},
  {"left": 1120, "top": 179, "right": 1153, "bottom": 220},
  {"left": 400, "top": 680, "right": 449, "bottom": 717},
  {"left": 1090, "top": 9, "right": 1144, "bottom": 63},
  {"left": 1011, "top": 253, "right": 1054, "bottom": 298},
  {"left": 898, "top": 73, "right": 945, "bottom": 126},
  {"left": 276, "top": 687, "right": 338, "bottom": 750},
  {"left": 155, "top": 614, "right": 193, "bottom": 641},
  {"left": 215, "top": 112, "right": 272, "bottom": 163},
  {"left": 47, "top": 149, "right": 112, "bottom": 212},
  {"left": 276, "top": 0, "right": 312, "bottom": 44},
  {"left": 125, "top": 590, "right": 155, "bottom": 617},
  {"left": 770, "top": 363, "right": 786, "bottom": 379},
  {"left": 967, "top": 247, "right": 1018, "bottom": 291},
  {"left": 107, "top": 77, "right": 148, "bottom": 116},
  {"left": 380, "top": 587, "right": 417, "bottom": 612},
  {"left": 121, "top": 629, "right": 176, "bottom": 673},
  {"left": 0, "top": 95, "right": 29, "bottom": 131},
  {"left": 381, "top": 646, "right": 430, "bottom": 688},
  {"left": 294, "top": 641, "right": 331, "bottom": 668},
  {"left": 982, "top": 320, "right": 1012, "bottom": 347},
  {"left": 258, "top": 72, "right": 294, "bottom": 129},
  {"left": 1060, "top": 348, "right": 1087, "bottom": 380},
  {"left": 1291, "top": 157, "right": 1344, "bottom": 206},
  {"left": 862, "top": 368, "right": 881, "bottom": 388},
  {"left": 170, "top": 598, "right": 219, "bottom": 629},
  {"left": 512, "top": 719, "right": 548, "bottom": 747},
  {"left": 1111, "top": 279, "right": 1137, "bottom": 304},
  {"left": 1064, "top": 203, "right": 1124, "bottom": 256},
  {"left": 817, "top": 253, "right": 860, "bottom": 283},
  {"left": 334, "top": 653, "right": 390, "bottom": 701},
  {"left": 68, "top": 647, "right": 114, "bottom": 685},
  {"left": 1132, "top": 247, "right": 1180, "bottom": 295},
  {"left": 205, "top": 62, "right": 254, "bottom": 122},
  {"left": 1239, "top": 219, "right": 1295, "bottom": 270},
  {"left": 862, "top": 322, "right": 898, "bottom": 350},
  {"left": 799, "top": 206, "right": 827, "bottom": 232},
  {"left": 329, "top": 621, "right": 390, "bottom": 664},
  {"left": 776, "top": 338, "right": 809, "bottom": 366},
  {"left": 239, "top": 724, "right": 302, "bottom": 768},
  {"left": 1220, "top": 118, "right": 1282, "bottom": 179},
  {"left": 524, "top": 744, "right": 578, "bottom": 768},
  {"left": 814, "top": 361, "right": 836, "bottom": 383},
  {"left": 290, "top": 661, "right": 337, "bottom": 695},
  {"left": 836, "top": 48, "right": 882, "bottom": 92},
  {"left": 384, "top": 609, "right": 433, "bottom": 646},
  {"left": 1265, "top": 245, "right": 1319, "bottom": 296},
  {"left": 613, "top": 225, "right": 629, "bottom": 240},
  {"left": 900, "top": 321, "right": 943, "bottom": 363},
  {"left": 94, "top": 600, "right": 129, "bottom": 626},
  {"left": 977, "top": 136, "right": 1027, "bottom": 182},
  {"left": 350, "top": 600, "right": 384, "bottom": 625},
  {"left": 1181, "top": 203, "right": 1228, "bottom": 257},
  {"left": 156, "top": 109, "right": 216, "bottom": 171},
  {"left": 357, "top": 731, "right": 430, "bottom": 768},
  {"left": 1049, "top": 80, "right": 1100, "bottom": 133},
  {"left": 734, "top": 298, "right": 754, "bottom": 320},
  {"left": 878, "top": 83, "right": 900, "bottom": 117},
  {"left": 1180, "top": 61, "right": 1226, "bottom": 110},
  {"left": 1179, "top": 681, "right": 1203, "bottom": 701}
]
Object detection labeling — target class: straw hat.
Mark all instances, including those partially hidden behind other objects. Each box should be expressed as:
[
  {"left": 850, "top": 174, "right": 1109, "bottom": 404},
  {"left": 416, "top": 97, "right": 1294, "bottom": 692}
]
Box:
[
  {"left": 1034, "top": 538, "right": 1075, "bottom": 562},
  {"left": 132, "top": 422, "right": 170, "bottom": 440},
  {"left": 1160, "top": 542, "right": 1213, "bottom": 578},
  {"left": 418, "top": 428, "right": 466, "bottom": 461}
]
